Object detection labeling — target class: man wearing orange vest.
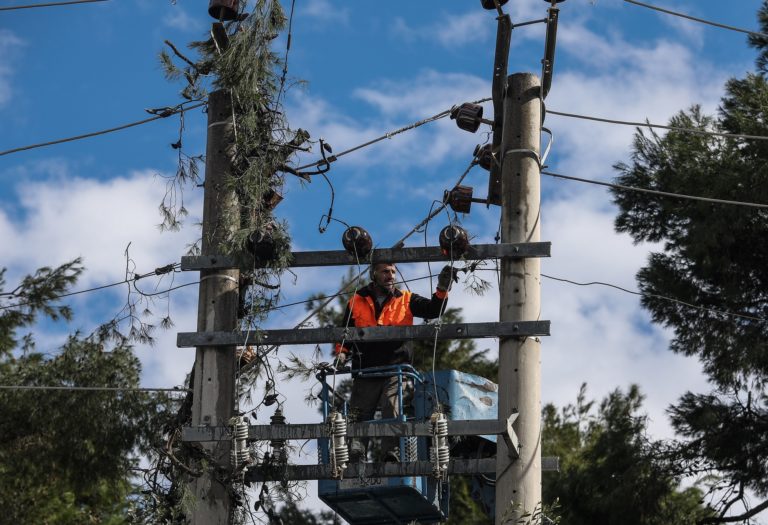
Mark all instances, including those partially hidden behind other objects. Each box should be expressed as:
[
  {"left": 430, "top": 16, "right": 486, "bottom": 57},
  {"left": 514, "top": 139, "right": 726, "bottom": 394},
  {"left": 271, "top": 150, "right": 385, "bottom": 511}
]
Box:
[{"left": 334, "top": 262, "right": 457, "bottom": 462}]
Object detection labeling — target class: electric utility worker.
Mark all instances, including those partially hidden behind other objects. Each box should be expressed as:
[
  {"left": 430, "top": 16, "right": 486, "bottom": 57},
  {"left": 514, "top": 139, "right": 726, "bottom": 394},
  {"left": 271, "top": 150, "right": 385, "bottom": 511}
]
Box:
[{"left": 334, "top": 262, "right": 457, "bottom": 462}]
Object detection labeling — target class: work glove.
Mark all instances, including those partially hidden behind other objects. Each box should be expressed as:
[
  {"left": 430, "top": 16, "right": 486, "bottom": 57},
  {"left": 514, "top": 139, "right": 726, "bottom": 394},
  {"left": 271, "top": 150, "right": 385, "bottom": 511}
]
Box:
[{"left": 437, "top": 265, "right": 459, "bottom": 292}]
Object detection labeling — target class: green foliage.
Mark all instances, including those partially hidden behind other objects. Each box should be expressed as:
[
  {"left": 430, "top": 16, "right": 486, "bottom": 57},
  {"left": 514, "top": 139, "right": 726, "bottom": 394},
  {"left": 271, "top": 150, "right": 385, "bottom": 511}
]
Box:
[
  {"left": 542, "top": 384, "right": 713, "bottom": 525},
  {"left": 0, "top": 259, "right": 83, "bottom": 353},
  {"left": 611, "top": 5, "right": 768, "bottom": 518},
  {"left": 0, "top": 262, "right": 179, "bottom": 524},
  {"left": 160, "top": 0, "right": 308, "bottom": 279}
]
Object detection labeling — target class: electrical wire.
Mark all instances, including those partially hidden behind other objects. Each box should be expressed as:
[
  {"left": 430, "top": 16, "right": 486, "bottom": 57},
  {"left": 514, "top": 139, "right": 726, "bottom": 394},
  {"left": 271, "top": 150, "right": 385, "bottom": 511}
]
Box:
[
  {"left": 0, "top": 0, "right": 107, "bottom": 10},
  {"left": 542, "top": 170, "right": 768, "bottom": 209},
  {"left": 0, "top": 384, "right": 190, "bottom": 393},
  {"left": 0, "top": 263, "right": 182, "bottom": 311},
  {"left": 547, "top": 109, "right": 768, "bottom": 142},
  {"left": 623, "top": 0, "right": 768, "bottom": 39},
  {"left": 275, "top": 0, "right": 296, "bottom": 109},
  {"left": 296, "top": 97, "right": 492, "bottom": 172},
  {"left": 541, "top": 273, "right": 767, "bottom": 323},
  {"left": 0, "top": 102, "right": 206, "bottom": 157}
]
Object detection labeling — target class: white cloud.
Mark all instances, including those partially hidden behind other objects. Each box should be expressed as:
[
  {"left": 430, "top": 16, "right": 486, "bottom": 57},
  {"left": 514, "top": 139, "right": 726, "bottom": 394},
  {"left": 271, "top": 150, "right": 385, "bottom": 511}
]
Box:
[
  {"left": 2, "top": 168, "right": 201, "bottom": 286},
  {"left": 394, "top": 12, "right": 489, "bottom": 48},
  {"left": 288, "top": 70, "right": 491, "bottom": 178},
  {"left": 0, "top": 29, "right": 24, "bottom": 109},
  {"left": 300, "top": 0, "right": 349, "bottom": 24},
  {"left": 546, "top": 23, "right": 731, "bottom": 184},
  {"left": 0, "top": 162, "right": 204, "bottom": 390},
  {"left": 162, "top": 7, "right": 203, "bottom": 32},
  {"left": 391, "top": 2, "right": 548, "bottom": 49}
]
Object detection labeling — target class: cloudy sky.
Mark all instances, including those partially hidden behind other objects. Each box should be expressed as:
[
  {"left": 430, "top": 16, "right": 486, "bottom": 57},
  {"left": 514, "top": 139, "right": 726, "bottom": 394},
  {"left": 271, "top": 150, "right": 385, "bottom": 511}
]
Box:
[{"left": 0, "top": 0, "right": 764, "bottom": 515}]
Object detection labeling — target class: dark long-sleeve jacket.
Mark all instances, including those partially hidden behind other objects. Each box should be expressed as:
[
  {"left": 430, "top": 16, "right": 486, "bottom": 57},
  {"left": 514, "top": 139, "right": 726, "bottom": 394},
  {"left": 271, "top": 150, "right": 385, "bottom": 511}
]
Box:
[{"left": 334, "top": 283, "right": 448, "bottom": 369}]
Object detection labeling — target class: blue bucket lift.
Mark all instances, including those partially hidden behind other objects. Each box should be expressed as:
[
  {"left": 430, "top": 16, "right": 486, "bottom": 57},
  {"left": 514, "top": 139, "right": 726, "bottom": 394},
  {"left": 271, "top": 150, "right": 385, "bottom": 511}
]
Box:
[{"left": 317, "top": 365, "right": 499, "bottom": 524}]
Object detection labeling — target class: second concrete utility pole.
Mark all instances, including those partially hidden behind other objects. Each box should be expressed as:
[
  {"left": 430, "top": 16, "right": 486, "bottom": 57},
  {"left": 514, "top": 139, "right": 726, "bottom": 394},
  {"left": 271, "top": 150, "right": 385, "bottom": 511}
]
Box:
[{"left": 496, "top": 72, "right": 543, "bottom": 524}]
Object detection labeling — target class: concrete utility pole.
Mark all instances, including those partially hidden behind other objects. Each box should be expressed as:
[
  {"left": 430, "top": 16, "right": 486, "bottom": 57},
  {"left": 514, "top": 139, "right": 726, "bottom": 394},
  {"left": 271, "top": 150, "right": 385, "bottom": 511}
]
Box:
[
  {"left": 190, "top": 89, "right": 240, "bottom": 524},
  {"left": 496, "top": 73, "right": 542, "bottom": 524}
]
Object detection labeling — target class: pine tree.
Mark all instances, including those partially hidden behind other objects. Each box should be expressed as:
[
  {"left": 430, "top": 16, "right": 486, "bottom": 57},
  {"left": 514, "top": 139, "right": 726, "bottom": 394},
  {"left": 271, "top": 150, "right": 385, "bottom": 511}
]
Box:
[
  {"left": 0, "top": 261, "right": 177, "bottom": 524},
  {"left": 610, "top": 2, "right": 768, "bottom": 520},
  {"left": 542, "top": 385, "right": 713, "bottom": 525}
]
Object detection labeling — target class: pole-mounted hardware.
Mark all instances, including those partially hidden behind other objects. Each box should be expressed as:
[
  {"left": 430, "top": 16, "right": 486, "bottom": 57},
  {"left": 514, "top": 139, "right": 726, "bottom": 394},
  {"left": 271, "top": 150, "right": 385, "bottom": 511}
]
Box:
[
  {"left": 443, "top": 185, "right": 491, "bottom": 214},
  {"left": 176, "top": 321, "right": 551, "bottom": 348},
  {"left": 450, "top": 103, "right": 494, "bottom": 133},
  {"left": 541, "top": 0, "right": 565, "bottom": 98},
  {"left": 487, "top": 11, "right": 513, "bottom": 206},
  {"left": 438, "top": 225, "right": 470, "bottom": 257},
  {"left": 341, "top": 226, "right": 373, "bottom": 259},
  {"left": 208, "top": 0, "right": 239, "bottom": 21},
  {"left": 180, "top": 242, "right": 551, "bottom": 271}
]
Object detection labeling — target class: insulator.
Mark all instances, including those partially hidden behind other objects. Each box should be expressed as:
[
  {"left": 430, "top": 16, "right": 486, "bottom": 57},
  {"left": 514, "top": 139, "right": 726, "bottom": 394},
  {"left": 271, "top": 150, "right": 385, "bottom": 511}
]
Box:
[
  {"left": 341, "top": 226, "right": 373, "bottom": 259},
  {"left": 262, "top": 188, "right": 283, "bottom": 210},
  {"left": 439, "top": 225, "right": 470, "bottom": 257},
  {"left": 443, "top": 185, "right": 474, "bottom": 214},
  {"left": 229, "top": 416, "right": 251, "bottom": 467},
  {"left": 405, "top": 436, "right": 418, "bottom": 463},
  {"left": 473, "top": 144, "right": 494, "bottom": 171},
  {"left": 481, "top": 0, "right": 509, "bottom": 9},
  {"left": 450, "top": 103, "right": 483, "bottom": 133},
  {"left": 329, "top": 412, "right": 349, "bottom": 476},
  {"left": 430, "top": 412, "right": 450, "bottom": 479},
  {"left": 208, "top": 0, "right": 240, "bottom": 21},
  {"left": 248, "top": 230, "right": 276, "bottom": 262},
  {"left": 270, "top": 408, "right": 286, "bottom": 451}
]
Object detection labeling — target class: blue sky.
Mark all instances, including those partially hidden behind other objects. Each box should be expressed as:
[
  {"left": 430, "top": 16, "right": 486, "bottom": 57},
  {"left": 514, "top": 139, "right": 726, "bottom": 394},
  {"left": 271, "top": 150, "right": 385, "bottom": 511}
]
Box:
[{"left": 1, "top": 0, "right": 765, "bottom": 515}]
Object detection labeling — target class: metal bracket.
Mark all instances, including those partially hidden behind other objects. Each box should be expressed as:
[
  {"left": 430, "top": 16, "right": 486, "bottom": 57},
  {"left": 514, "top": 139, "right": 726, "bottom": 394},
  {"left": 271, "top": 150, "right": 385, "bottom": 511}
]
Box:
[
  {"left": 177, "top": 321, "right": 550, "bottom": 348},
  {"left": 487, "top": 13, "right": 513, "bottom": 206},
  {"left": 244, "top": 456, "right": 559, "bottom": 482},
  {"left": 183, "top": 418, "right": 517, "bottom": 442},
  {"left": 180, "top": 242, "right": 551, "bottom": 271},
  {"left": 504, "top": 412, "right": 521, "bottom": 459}
]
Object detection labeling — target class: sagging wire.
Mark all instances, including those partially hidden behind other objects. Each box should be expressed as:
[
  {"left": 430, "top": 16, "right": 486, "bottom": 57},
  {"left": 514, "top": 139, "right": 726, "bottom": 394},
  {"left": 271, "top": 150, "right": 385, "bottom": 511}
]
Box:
[
  {"left": 541, "top": 127, "right": 553, "bottom": 166},
  {"left": 323, "top": 237, "right": 369, "bottom": 473},
  {"left": 0, "top": 101, "right": 206, "bottom": 158},
  {"left": 623, "top": 0, "right": 768, "bottom": 40},
  {"left": 275, "top": 0, "right": 297, "bottom": 110},
  {"left": 547, "top": 108, "right": 768, "bottom": 142},
  {"left": 0, "top": 0, "right": 108, "bottom": 10},
  {"left": 543, "top": 170, "right": 768, "bottom": 209},
  {"left": 314, "top": 140, "right": 337, "bottom": 233},
  {"left": 427, "top": 227, "right": 458, "bottom": 492},
  {"left": 240, "top": 157, "right": 480, "bottom": 371},
  {"left": 295, "top": 97, "right": 493, "bottom": 173}
]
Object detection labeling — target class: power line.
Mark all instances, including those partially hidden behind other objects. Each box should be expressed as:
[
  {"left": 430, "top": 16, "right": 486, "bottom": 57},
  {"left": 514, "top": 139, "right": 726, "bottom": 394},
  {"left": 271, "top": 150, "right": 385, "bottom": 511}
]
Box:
[
  {"left": 0, "top": 102, "right": 206, "bottom": 158},
  {"left": 296, "top": 97, "right": 492, "bottom": 172},
  {"left": 541, "top": 273, "right": 767, "bottom": 323},
  {"left": 542, "top": 170, "right": 768, "bottom": 210},
  {"left": 623, "top": 0, "right": 768, "bottom": 40},
  {"left": 0, "top": 384, "right": 190, "bottom": 393},
  {"left": 0, "top": 263, "right": 182, "bottom": 311},
  {"left": 0, "top": 0, "right": 107, "bottom": 10},
  {"left": 547, "top": 109, "right": 768, "bottom": 142}
]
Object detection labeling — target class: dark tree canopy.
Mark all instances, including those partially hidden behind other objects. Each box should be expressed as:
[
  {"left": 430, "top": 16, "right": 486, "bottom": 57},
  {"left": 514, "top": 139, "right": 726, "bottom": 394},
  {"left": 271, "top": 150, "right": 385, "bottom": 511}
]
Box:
[
  {"left": 612, "top": 81, "right": 768, "bottom": 385},
  {"left": 542, "top": 384, "right": 713, "bottom": 525},
  {"left": 611, "top": 2, "right": 768, "bottom": 521},
  {"left": 0, "top": 262, "right": 177, "bottom": 524}
]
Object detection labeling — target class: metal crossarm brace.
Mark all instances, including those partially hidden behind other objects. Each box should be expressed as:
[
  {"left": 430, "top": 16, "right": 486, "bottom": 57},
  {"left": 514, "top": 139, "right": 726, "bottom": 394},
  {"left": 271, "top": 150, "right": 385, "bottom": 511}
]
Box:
[
  {"left": 180, "top": 242, "right": 551, "bottom": 270},
  {"left": 244, "top": 457, "right": 559, "bottom": 482},
  {"left": 182, "top": 417, "right": 518, "bottom": 442},
  {"left": 177, "top": 321, "right": 550, "bottom": 348}
]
